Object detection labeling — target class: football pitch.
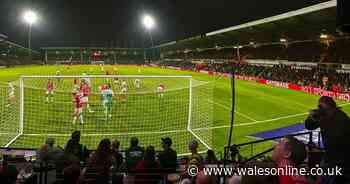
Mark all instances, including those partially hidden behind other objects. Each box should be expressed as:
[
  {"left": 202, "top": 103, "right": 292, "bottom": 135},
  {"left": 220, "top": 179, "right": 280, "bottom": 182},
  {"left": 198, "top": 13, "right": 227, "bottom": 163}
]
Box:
[{"left": 1, "top": 65, "right": 350, "bottom": 156}]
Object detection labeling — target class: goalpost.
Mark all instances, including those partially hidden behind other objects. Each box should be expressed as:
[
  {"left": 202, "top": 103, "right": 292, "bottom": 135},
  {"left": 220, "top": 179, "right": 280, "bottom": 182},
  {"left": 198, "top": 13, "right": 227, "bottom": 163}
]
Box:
[
  {"left": 2, "top": 75, "right": 214, "bottom": 155},
  {"left": 0, "top": 82, "right": 21, "bottom": 147}
]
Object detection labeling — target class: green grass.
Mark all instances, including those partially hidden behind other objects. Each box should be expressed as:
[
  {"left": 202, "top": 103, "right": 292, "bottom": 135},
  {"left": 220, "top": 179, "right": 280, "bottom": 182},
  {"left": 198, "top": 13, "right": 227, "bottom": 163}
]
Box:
[{"left": 1, "top": 65, "right": 350, "bottom": 157}]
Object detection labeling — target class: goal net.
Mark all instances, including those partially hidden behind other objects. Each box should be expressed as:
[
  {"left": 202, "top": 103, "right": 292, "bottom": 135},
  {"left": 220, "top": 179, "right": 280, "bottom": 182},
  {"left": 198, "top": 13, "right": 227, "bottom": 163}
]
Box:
[
  {"left": 3, "top": 75, "right": 214, "bottom": 155},
  {"left": 0, "top": 82, "right": 20, "bottom": 147}
]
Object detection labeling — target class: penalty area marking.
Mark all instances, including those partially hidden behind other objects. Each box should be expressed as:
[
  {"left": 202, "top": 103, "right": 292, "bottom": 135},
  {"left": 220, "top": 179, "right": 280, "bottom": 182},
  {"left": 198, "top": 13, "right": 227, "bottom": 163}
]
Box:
[
  {"left": 0, "top": 133, "right": 17, "bottom": 135},
  {"left": 194, "top": 102, "right": 350, "bottom": 131},
  {"left": 210, "top": 100, "right": 257, "bottom": 122}
]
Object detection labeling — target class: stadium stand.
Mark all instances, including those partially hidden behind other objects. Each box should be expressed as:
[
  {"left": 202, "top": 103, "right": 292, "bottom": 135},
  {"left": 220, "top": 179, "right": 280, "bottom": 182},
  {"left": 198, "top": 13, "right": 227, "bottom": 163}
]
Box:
[
  {"left": 221, "top": 62, "right": 350, "bottom": 92},
  {"left": 162, "top": 37, "right": 350, "bottom": 64},
  {"left": 0, "top": 37, "right": 41, "bottom": 66},
  {"left": 42, "top": 47, "right": 146, "bottom": 65},
  {"left": 0, "top": 33, "right": 7, "bottom": 41},
  {"left": 158, "top": 0, "right": 350, "bottom": 65}
]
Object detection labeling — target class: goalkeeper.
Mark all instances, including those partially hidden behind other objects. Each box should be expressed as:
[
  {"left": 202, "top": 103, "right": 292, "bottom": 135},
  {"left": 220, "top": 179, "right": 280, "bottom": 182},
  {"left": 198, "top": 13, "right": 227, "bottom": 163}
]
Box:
[{"left": 101, "top": 84, "right": 114, "bottom": 120}]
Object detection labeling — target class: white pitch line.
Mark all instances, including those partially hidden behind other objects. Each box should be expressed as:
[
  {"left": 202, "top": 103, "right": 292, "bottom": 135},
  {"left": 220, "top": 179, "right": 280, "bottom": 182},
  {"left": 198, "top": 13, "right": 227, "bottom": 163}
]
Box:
[
  {"left": 0, "top": 133, "right": 14, "bottom": 135},
  {"left": 193, "top": 112, "right": 308, "bottom": 131},
  {"left": 15, "top": 103, "right": 350, "bottom": 135},
  {"left": 194, "top": 102, "right": 350, "bottom": 131},
  {"left": 212, "top": 101, "right": 257, "bottom": 122},
  {"left": 235, "top": 111, "right": 257, "bottom": 122},
  {"left": 23, "top": 129, "right": 188, "bottom": 137}
]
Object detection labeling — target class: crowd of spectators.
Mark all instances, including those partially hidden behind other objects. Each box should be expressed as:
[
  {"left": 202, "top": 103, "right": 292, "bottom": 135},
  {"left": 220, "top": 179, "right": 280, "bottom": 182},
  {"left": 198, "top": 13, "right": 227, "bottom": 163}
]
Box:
[
  {"left": 0, "top": 131, "right": 336, "bottom": 184},
  {"left": 197, "top": 63, "right": 350, "bottom": 93},
  {"left": 162, "top": 59, "right": 350, "bottom": 93},
  {"left": 0, "top": 130, "right": 219, "bottom": 184}
]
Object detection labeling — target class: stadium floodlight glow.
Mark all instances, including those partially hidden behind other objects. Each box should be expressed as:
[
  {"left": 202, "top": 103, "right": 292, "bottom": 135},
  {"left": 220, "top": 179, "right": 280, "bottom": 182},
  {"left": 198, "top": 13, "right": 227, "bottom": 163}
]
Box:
[
  {"left": 22, "top": 9, "right": 39, "bottom": 59},
  {"left": 320, "top": 33, "right": 328, "bottom": 39},
  {"left": 142, "top": 14, "right": 156, "bottom": 62},
  {"left": 280, "top": 38, "right": 287, "bottom": 43},
  {"left": 23, "top": 10, "right": 38, "bottom": 25},
  {"left": 142, "top": 15, "right": 155, "bottom": 30}
]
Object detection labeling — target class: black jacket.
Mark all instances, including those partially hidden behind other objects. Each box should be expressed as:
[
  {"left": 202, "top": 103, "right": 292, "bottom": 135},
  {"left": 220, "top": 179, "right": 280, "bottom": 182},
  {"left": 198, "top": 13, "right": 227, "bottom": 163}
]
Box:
[
  {"left": 158, "top": 148, "right": 177, "bottom": 173},
  {"left": 305, "top": 109, "right": 350, "bottom": 167}
]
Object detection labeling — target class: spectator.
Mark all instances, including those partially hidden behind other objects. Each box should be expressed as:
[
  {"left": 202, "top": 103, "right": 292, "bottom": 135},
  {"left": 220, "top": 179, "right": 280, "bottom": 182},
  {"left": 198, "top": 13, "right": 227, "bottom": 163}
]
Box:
[
  {"left": 17, "top": 163, "right": 36, "bottom": 184},
  {"left": 65, "top": 131, "right": 89, "bottom": 162},
  {"left": 111, "top": 139, "right": 123, "bottom": 169},
  {"left": 38, "top": 137, "right": 63, "bottom": 162},
  {"left": 158, "top": 137, "right": 177, "bottom": 173},
  {"left": 180, "top": 155, "right": 202, "bottom": 184},
  {"left": 84, "top": 138, "right": 114, "bottom": 184},
  {"left": 188, "top": 139, "right": 203, "bottom": 165},
  {"left": 135, "top": 146, "right": 161, "bottom": 184},
  {"left": 229, "top": 136, "right": 306, "bottom": 184},
  {"left": 62, "top": 164, "right": 81, "bottom": 184},
  {"left": 305, "top": 96, "right": 350, "bottom": 184},
  {"left": 271, "top": 136, "right": 308, "bottom": 184},
  {"left": 180, "top": 140, "right": 204, "bottom": 184},
  {"left": 111, "top": 139, "right": 124, "bottom": 184},
  {"left": 229, "top": 161, "right": 278, "bottom": 184},
  {"left": 0, "top": 156, "right": 18, "bottom": 184},
  {"left": 125, "top": 137, "right": 144, "bottom": 171},
  {"left": 194, "top": 149, "right": 219, "bottom": 184},
  {"left": 124, "top": 137, "right": 144, "bottom": 184},
  {"left": 177, "top": 62, "right": 350, "bottom": 93},
  {"left": 202, "top": 150, "right": 220, "bottom": 184},
  {"left": 55, "top": 139, "right": 80, "bottom": 178},
  {"left": 204, "top": 150, "right": 217, "bottom": 165}
]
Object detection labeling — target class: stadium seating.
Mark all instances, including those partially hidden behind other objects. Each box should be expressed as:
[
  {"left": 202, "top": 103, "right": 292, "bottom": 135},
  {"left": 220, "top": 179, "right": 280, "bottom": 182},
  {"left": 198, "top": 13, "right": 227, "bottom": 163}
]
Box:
[
  {"left": 163, "top": 38, "right": 350, "bottom": 64},
  {"left": 43, "top": 48, "right": 145, "bottom": 65},
  {"left": 161, "top": 60, "right": 350, "bottom": 93},
  {"left": 0, "top": 40, "right": 41, "bottom": 66}
]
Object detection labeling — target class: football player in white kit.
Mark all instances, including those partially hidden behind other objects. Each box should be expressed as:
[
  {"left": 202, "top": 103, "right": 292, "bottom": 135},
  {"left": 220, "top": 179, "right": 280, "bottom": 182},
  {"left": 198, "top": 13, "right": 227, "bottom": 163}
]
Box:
[
  {"left": 134, "top": 79, "right": 141, "bottom": 91},
  {"left": 6, "top": 81, "right": 15, "bottom": 107},
  {"left": 120, "top": 84, "right": 128, "bottom": 102}
]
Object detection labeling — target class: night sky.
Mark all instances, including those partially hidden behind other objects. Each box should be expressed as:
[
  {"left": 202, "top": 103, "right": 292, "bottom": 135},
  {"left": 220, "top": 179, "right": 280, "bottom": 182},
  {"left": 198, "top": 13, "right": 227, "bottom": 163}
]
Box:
[{"left": 0, "top": 0, "right": 328, "bottom": 49}]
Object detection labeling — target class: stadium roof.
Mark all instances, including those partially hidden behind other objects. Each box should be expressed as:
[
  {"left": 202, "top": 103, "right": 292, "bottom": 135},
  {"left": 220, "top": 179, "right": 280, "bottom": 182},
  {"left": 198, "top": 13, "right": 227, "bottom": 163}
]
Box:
[
  {"left": 41, "top": 47, "right": 144, "bottom": 51},
  {"left": 0, "top": 33, "right": 8, "bottom": 40},
  {"left": 0, "top": 40, "right": 40, "bottom": 55},
  {"left": 1, "top": 33, "right": 40, "bottom": 54},
  {"left": 156, "top": 0, "right": 339, "bottom": 51}
]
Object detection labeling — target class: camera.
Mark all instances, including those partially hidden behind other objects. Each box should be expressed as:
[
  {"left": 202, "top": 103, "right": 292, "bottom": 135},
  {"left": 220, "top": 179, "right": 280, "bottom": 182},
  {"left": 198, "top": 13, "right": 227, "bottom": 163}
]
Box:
[{"left": 308, "top": 107, "right": 329, "bottom": 122}]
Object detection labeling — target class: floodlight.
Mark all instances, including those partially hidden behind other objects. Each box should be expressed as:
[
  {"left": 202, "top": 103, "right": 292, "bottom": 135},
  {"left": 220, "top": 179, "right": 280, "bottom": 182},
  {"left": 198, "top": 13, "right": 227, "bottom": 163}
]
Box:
[
  {"left": 143, "top": 15, "right": 155, "bottom": 30},
  {"left": 280, "top": 38, "right": 287, "bottom": 43},
  {"left": 320, "top": 34, "right": 328, "bottom": 39},
  {"left": 23, "top": 10, "right": 38, "bottom": 25}
]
